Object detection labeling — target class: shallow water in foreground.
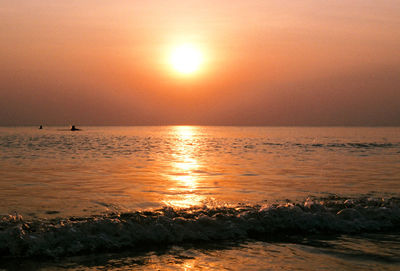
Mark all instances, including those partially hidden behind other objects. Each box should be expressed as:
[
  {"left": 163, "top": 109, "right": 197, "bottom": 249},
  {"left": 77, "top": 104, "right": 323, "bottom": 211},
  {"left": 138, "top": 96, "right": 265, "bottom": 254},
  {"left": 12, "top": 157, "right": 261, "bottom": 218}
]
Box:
[
  {"left": 4, "top": 235, "right": 400, "bottom": 270},
  {"left": 0, "top": 126, "right": 399, "bottom": 269}
]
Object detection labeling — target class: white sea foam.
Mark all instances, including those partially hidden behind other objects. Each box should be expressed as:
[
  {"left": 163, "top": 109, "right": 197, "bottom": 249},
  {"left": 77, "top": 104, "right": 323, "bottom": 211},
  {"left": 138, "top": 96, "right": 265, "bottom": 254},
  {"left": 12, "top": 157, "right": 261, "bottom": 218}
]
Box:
[{"left": 1, "top": 196, "right": 399, "bottom": 258}]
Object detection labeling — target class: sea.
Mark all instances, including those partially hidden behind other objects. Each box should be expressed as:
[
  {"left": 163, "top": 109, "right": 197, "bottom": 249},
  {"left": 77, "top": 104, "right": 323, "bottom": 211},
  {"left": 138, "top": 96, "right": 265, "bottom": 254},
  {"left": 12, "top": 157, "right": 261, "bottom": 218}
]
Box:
[{"left": 0, "top": 126, "right": 399, "bottom": 270}]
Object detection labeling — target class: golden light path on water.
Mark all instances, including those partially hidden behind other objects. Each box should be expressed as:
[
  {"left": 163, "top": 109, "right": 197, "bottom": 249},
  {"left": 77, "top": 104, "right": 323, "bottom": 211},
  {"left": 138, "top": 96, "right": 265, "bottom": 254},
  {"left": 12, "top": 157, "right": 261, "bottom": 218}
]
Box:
[{"left": 163, "top": 126, "right": 206, "bottom": 208}]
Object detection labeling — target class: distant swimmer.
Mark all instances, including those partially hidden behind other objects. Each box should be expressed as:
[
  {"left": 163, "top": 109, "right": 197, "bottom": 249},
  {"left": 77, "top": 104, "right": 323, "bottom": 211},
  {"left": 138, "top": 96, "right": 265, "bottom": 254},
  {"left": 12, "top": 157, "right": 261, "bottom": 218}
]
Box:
[
  {"left": 39, "top": 125, "right": 43, "bottom": 129},
  {"left": 71, "top": 125, "right": 81, "bottom": 131}
]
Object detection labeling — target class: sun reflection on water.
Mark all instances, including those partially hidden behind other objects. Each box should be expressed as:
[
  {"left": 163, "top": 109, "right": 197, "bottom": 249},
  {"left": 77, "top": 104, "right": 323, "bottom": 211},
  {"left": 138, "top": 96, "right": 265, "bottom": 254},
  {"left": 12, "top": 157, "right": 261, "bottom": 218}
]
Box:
[
  {"left": 175, "top": 125, "right": 197, "bottom": 140},
  {"left": 163, "top": 126, "right": 206, "bottom": 208}
]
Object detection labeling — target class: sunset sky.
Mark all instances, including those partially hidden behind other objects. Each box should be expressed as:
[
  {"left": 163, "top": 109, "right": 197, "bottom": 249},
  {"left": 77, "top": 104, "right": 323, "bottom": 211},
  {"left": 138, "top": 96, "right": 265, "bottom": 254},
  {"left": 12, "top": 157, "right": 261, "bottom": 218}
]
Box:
[{"left": 1, "top": 0, "right": 399, "bottom": 126}]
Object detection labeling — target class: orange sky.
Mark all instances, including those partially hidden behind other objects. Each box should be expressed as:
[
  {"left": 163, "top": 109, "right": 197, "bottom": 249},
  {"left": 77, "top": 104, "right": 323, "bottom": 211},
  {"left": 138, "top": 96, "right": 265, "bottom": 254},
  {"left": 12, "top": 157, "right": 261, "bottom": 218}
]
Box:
[{"left": 1, "top": 0, "right": 399, "bottom": 125}]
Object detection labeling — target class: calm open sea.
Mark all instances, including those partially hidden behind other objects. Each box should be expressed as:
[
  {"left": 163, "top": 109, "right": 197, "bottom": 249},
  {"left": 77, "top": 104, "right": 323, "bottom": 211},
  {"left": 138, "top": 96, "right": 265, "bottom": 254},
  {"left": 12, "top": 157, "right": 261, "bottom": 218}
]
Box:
[{"left": 0, "top": 126, "right": 400, "bottom": 270}]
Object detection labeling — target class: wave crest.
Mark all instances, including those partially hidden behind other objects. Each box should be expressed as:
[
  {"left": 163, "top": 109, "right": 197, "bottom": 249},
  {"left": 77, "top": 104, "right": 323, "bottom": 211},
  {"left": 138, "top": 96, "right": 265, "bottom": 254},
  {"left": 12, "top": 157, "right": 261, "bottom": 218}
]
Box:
[{"left": 1, "top": 196, "right": 400, "bottom": 258}]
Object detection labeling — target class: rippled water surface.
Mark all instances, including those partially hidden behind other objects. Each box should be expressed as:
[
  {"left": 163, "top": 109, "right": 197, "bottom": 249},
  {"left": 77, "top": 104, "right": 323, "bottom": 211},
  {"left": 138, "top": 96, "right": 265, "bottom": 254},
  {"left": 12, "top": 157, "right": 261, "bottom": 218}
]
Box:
[{"left": 0, "top": 126, "right": 399, "bottom": 270}]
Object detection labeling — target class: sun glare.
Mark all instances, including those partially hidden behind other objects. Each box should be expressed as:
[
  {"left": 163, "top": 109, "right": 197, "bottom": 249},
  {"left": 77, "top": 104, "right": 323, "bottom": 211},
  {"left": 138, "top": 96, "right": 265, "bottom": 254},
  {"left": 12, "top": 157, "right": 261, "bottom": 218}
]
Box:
[{"left": 170, "top": 44, "right": 203, "bottom": 75}]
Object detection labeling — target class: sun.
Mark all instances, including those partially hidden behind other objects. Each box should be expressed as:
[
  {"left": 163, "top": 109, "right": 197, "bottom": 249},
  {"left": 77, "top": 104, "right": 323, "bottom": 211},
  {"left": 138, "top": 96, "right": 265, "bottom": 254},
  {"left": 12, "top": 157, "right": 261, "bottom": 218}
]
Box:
[{"left": 170, "top": 44, "right": 203, "bottom": 75}]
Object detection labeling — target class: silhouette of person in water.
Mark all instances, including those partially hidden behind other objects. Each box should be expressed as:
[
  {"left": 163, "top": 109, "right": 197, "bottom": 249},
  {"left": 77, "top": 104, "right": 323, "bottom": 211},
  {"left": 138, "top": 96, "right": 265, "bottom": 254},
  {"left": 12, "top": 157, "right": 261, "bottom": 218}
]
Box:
[
  {"left": 71, "top": 125, "right": 80, "bottom": 131},
  {"left": 39, "top": 125, "right": 43, "bottom": 129}
]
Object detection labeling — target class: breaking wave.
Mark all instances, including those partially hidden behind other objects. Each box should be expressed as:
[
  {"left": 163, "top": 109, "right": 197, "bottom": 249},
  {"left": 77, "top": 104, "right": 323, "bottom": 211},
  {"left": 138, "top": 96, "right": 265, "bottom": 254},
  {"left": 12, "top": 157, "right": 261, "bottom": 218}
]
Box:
[{"left": 1, "top": 196, "right": 400, "bottom": 258}]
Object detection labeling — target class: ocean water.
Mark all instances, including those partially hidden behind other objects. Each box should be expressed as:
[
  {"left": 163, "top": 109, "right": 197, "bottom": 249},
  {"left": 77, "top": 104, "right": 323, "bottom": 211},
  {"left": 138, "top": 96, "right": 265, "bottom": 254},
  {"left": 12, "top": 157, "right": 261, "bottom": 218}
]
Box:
[{"left": 0, "top": 126, "right": 399, "bottom": 270}]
